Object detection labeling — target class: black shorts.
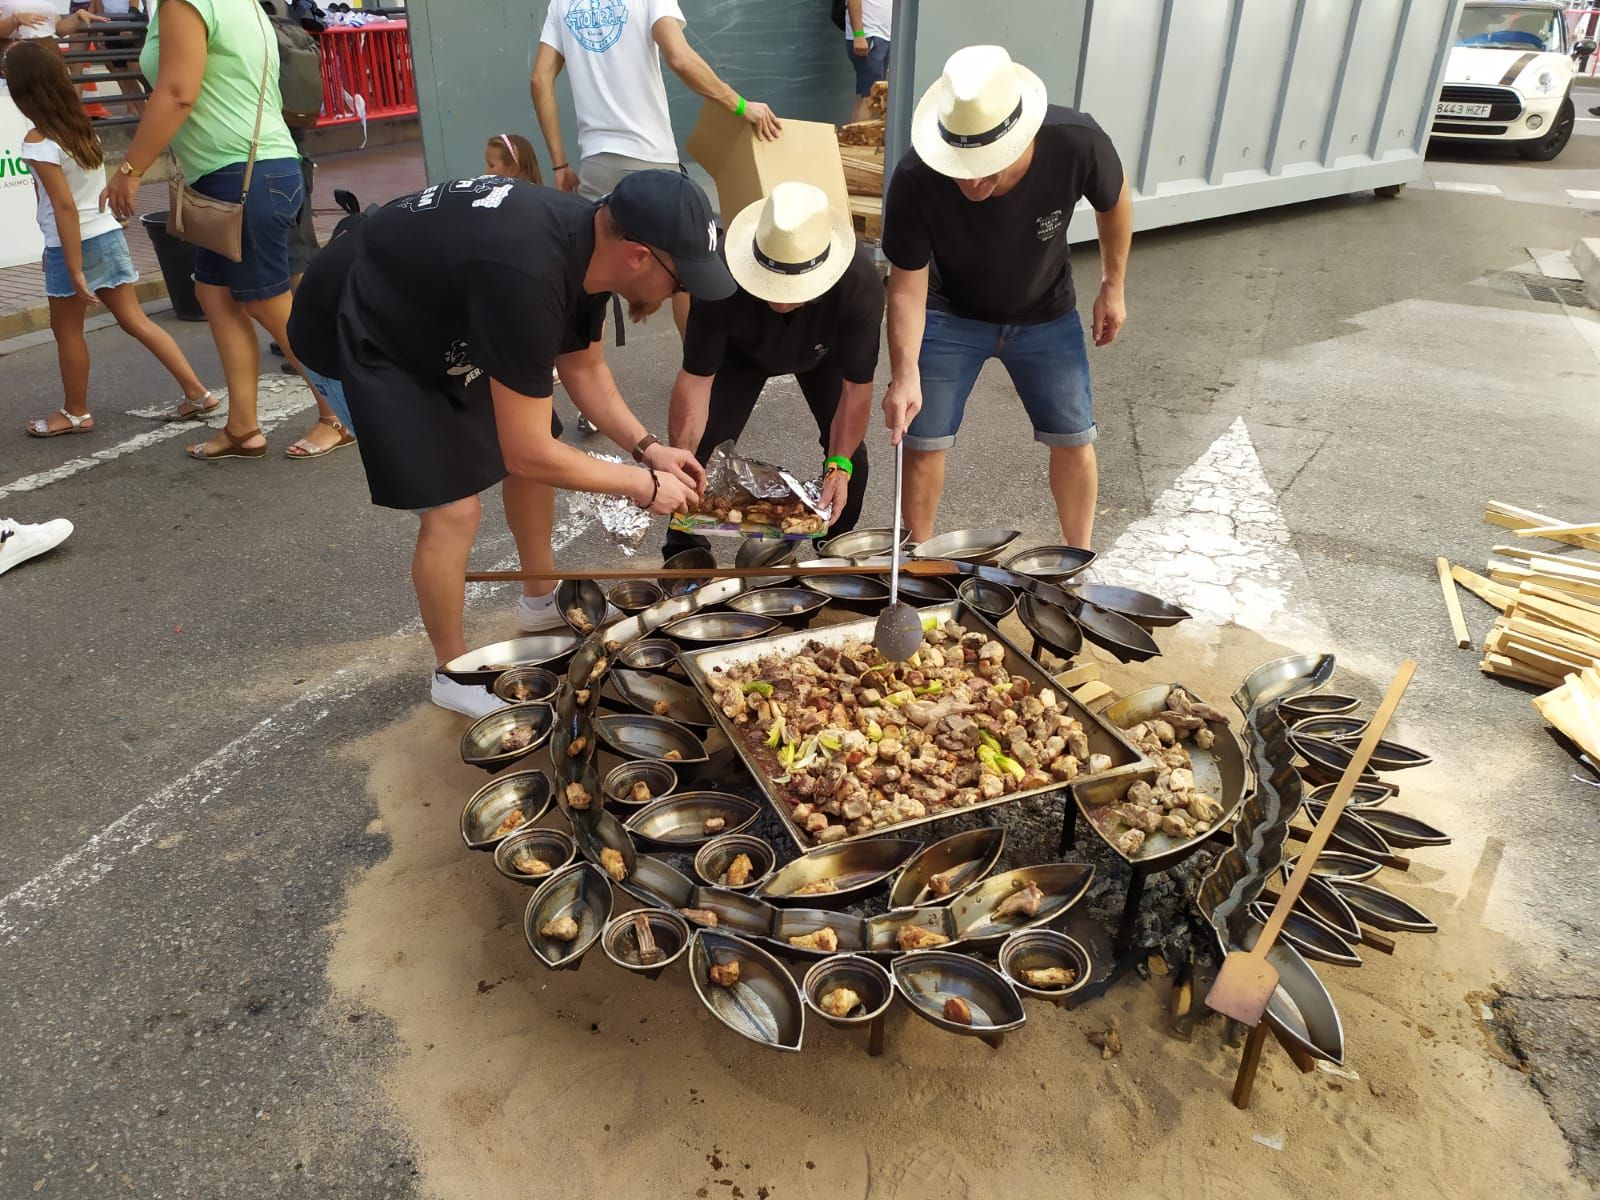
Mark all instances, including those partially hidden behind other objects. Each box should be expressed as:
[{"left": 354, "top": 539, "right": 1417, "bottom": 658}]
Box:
[{"left": 338, "top": 309, "right": 562, "bottom": 511}]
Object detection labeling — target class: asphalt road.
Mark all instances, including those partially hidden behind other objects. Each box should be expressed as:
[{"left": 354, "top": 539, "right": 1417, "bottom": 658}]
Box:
[{"left": 2, "top": 116, "right": 1598, "bottom": 1196}]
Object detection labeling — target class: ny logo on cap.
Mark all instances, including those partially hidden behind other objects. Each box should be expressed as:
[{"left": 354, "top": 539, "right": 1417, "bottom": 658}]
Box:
[{"left": 707, "top": 220, "right": 718, "bottom": 252}]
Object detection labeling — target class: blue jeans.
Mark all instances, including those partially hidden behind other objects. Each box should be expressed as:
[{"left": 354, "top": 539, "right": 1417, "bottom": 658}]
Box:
[
  {"left": 188, "top": 156, "right": 303, "bottom": 302},
  {"left": 906, "top": 307, "right": 1097, "bottom": 452},
  {"left": 847, "top": 35, "right": 890, "bottom": 96}
]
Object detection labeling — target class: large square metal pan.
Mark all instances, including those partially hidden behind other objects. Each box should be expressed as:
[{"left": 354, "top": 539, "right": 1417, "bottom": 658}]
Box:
[{"left": 679, "top": 601, "right": 1152, "bottom": 850}]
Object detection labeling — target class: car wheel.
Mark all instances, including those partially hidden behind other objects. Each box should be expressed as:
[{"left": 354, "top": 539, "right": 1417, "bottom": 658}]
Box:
[{"left": 1518, "top": 96, "right": 1574, "bottom": 161}]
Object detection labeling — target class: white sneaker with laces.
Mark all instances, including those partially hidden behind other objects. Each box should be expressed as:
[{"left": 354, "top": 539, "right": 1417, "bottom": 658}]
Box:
[
  {"left": 430, "top": 671, "right": 512, "bottom": 719},
  {"left": 0, "top": 518, "right": 73, "bottom": 577},
  {"left": 517, "top": 591, "right": 567, "bottom": 633}
]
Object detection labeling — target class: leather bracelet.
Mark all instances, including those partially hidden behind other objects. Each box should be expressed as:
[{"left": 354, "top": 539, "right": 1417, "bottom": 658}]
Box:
[
  {"left": 552, "top": 162, "right": 569, "bottom": 171},
  {"left": 823, "top": 455, "right": 854, "bottom": 478},
  {"left": 636, "top": 468, "right": 660, "bottom": 511}
]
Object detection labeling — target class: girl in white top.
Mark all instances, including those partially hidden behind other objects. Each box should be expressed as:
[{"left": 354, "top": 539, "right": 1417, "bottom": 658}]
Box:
[
  {"left": 0, "top": 0, "right": 103, "bottom": 42},
  {"left": 5, "top": 40, "right": 212, "bottom": 437}
]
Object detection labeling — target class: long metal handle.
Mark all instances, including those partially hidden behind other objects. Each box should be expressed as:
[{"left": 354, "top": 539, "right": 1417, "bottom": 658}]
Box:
[{"left": 889, "top": 440, "right": 904, "bottom": 605}]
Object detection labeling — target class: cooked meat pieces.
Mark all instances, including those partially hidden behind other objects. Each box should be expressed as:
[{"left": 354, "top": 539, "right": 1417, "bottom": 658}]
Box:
[
  {"left": 794, "top": 878, "right": 837, "bottom": 896},
  {"left": 991, "top": 880, "right": 1044, "bottom": 921},
  {"left": 1086, "top": 753, "right": 1113, "bottom": 775},
  {"left": 708, "top": 961, "right": 741, "bottom": 988},
  {"left": 820, "top": 987, "right": 862, "bottom": 1018},
  {"left": 664, "top": 749, "right": 684, "bottom": 761},
  {"left": 599, "top": 847, "right": 628, "bottom": 883},
  {"left": 506, "top": 681, "right": 534, "bottom": 701},
  {"left": 565, "top": 781, "right": 592, "bottom": 810},
  {"left": 679, "top": 908, "right": 719, "bottom": 928},
  {"left": 566, "top": 607, "right": 595, "bottom": 635},
  {"left": 927, "top": 864, "right": 965, "bottom": 896},
  {"left": 787, "top": 928, "right": 839, "bottom": 952},
  {"left": 1022, "top": 966, "right": 1077, "bottom": 988},
  {"left": 896, "top": 925, "right": 950, "bottom": 951},
  {"left": 653, "top": 700, "right": 671, "bottom": 716},
  {"left": 498, "top": 725, "right": 536, "bottom": 754},
  {"left": 588, "top": 658, "right": 609, "bottom": 683},
  {"left": 1115, "top": 828, "right": 1146, "bottom": 856},
  {"left": 943, "top": 996, "right": 973, "bottom": 1025},
  {"left": 629, "top": 780, "right": 653, "bottom": 804},
  {"left": 512, "top": 853, "right": 553, "bottom": 877},
  {"left": 632, "top": 914, "right": 662, "bottom": 965},
  {"left": 566, "top": 736, "right": 588, "bottom": 759},
  {"left": 490, "top": 809, "right": 527, "bottom": 839},
  {"left": 723, "top": 853, "right": 755, "bottom": 888},
  {"left": 539, "top": 915, "right": 580, "bottom": 942},
  {"left": 703, "top": 816, "right": 726, "bottom": 835}
]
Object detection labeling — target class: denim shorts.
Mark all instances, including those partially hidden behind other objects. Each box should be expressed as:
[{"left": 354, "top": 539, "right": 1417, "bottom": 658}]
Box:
[
  {"left": 906, "top": 307, "right": 1097, "bottom": 452},
  {"left": 43, "top": 228, "right": 138, "bottom": 298},
  {"left": 848, "top": 36, "right": 890, "bottom": 97},
  {"left": 189, "top": 156, "right": 304, "bottom": 302},
  {"left": 300, "top": 365, "right": 354, "bottom": 433}
]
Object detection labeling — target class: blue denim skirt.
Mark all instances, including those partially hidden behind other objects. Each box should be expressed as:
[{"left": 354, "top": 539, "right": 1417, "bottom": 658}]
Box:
[{"left": 43, "top": 228, "right": 139, "bottom": 299}]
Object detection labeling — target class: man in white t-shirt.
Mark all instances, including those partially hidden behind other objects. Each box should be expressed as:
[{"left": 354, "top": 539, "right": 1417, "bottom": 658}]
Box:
[
  {"left": 845, "top": 0, "right": 892, "bottom": 123},
  {"left": 531, "top": 0, "right": 781, "bottom": 335}
]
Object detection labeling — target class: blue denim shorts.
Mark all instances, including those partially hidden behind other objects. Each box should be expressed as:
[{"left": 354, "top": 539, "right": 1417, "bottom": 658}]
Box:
[
  {"left": 301, "top": 366, "right": 354, "bottom": 433},
  {"left": 848, "top": 35, "right": 890, "bottom": 96},
  {"left": 189, "top": 156, "right": 304, "bottom": 302},
  {"left": 43, "top": 228, "right": 138, "bottom": 298},
  {"left": 906, "top": 307, "right": 1097, "bottom": 452}
]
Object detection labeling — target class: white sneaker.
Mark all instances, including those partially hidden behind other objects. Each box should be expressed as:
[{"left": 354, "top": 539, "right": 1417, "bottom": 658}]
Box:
[
  {"left": 431, "top": 671, "right": 512, "bottom": 719},
  {"left": 517, "top": 591, "right": 567, "bottom": 633},
  {"left": 0, "top": 518, "right": 73, "bottom": 577}
]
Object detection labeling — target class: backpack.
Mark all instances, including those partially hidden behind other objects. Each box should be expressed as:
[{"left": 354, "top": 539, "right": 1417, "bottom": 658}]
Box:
[
  {"left": 830, "top": 0, "right": 847, "bottom": 32},
  {"left": 261, "top": 1, "right": 324, "bottom": 127}
]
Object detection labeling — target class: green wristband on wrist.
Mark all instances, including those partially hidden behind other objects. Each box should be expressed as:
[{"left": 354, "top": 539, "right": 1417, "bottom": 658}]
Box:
[
  {"left": 853, "top": 29, "right": 866, "bottom": 37},
  {"left": 734, "top": 96, "right": 747, "bottom": 117},
  {"left": 824, "top": 456, "right": 854, "bottom": 478}
]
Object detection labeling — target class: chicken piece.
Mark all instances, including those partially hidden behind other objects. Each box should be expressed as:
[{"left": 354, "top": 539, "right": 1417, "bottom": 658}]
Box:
[
  {"left": 791, "top": 803, "right": 815, "bottom": 822},
  {"left": 950, "top": 787, "right": 981, "bottom": 809},
  {"left": 978, "top": 773, "right": 1006, "bottom": 800},
  {"left": 1114, "top": 828, "right": 1146, "bottom": 856},
  {"left": 629, "top": 780, "right": 652, "bottom": 804},
  {"left": 588, "top": 657, "right": 609, "bottom": 683},
  {"left": 678, "top": 908, "right": 719, "bottom": 928},
  {"left": 1086, "top": 753, "right": 1113, "bottom": 775},
  {"left": 664, "top": 749, "right": 683, "bottom": 761},
  {"left": 703, "top": 816, "right": 726, "bottom": 835},
  {"left": 565, "top": 781, "right": 592, "bottom": 811},
  {"left": 896, "top": 925, "right": 950, "bottom": 951},
  {"left": 991, "top": 880, "right": 1044, "bottom": 921},
  {"left": 1168, "top": 767, "right": 1195, "bottom": 793},
  {"left": 566, "top": 608, "right": 595, "bottom": 635},
  {"left": 632, "top": 913, "right": 662, "bottom": 965},
  {"left": 1159, "top": 812, "right": 1193, "bottom": 839},
  {"left": 1066, "top": 731, "right": 1090, "bottom": 760},
  {"left": 539, "top": 915, "right": 580, "bottom": 942},
  {"left": 1126, "top": 722, "right": 1151, "bottom": 744},
  {"left": 820, "top": 987, "right": 862, "bottom": 1019},
  {"left": 1051, "top": 757, "right": 1081, "bottom": 784},
  {"left": 723, "top": 853, "right": 755, "bottom": 888},
  {"left": 1110, "top": 804, "right": 1160, "bottom": 834},
  {"left": 1087, "top": 1024, "right": 1122, "bottom": 1059},
  {"left": 927, "top": 865, "right": 965, "bottom": 897},
  {"left": 600, "top": 847, "right": 629, "bottom": 883},
  {"left": 513, "top": 853, "right": 552, "bottom": 877},
  {"left": 1194, "top": 727, "right": 1216, "bottom": 750},
  {"left": 708, "top": 961, "right": 741, "bottom": 988},
  {"left": 787, "top": 928, "right": 839, "bottom": 953},
  {"left": 803, "top": 812, "right": 830, "bottom": 835},
  {"left": 795, "top": 878, "right": 837, "bottom": 897},
  {"left": 1187, "top": 792, "right": 1224, "bottom": 824},
  {"left": 1150, "top": 718, "right": 1178, "bottom": 745},
  {"left": 814, "top": 824, "right": 849, "bottom": 845},
  {"left": 498, "top": 725, "right": 536, "bottom": 754},
  {"left": 877, "top": 738, "right": 902, "bottom": 761},
  {"left": 491, "top": 809, "right": 527, "bottom": 839},
  {"left": 1158, "top": 709, "right": 1205, "bottom": 734},
  {"left": 1022, "top": 966, "right": 1077, "bottom": 989},
  {"left": 575, "top": 689, "right": 592, "bottom": 706},
  {"left": 943, "top": 996, "right": 973, "bottom": 1025},
  {"left": 1162, "top": 748, "right": 1190, "bottom": 770},
  {"left": 1126, "top": 780, "right": 1155, "bottom": 808},
  {"left": 506, "top": 681, "right": 534, "bottom": 702},
  {"left": 565, "top": 736, "right": 588, "bottom": 759},
  {"left": 652, "top": 700, "right": 671, "bottom": 716}
]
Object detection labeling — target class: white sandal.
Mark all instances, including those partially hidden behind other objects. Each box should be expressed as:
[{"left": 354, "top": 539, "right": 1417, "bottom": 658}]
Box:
[{"left": 25, "top": 409, "right": 94, "bottom": 438}]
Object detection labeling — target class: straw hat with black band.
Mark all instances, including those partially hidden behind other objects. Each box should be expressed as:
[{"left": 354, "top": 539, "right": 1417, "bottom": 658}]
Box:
[
  {"left": 911, "top": 45, "right": 1049, "bottom": 180},
  {"left": 724, "top": 182, "right": 856, "bottom": 305}
]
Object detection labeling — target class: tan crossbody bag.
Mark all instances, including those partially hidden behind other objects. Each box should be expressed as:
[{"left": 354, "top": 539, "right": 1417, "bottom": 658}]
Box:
[{"left": 166, "top": 0, "right": 272, "bottom": 263}]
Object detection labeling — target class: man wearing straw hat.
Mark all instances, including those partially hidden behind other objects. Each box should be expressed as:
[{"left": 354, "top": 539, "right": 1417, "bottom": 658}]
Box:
[
  {"left": 881, "top": 45, "right": 1132, "bottom": 549},
  {"left": 662, "top": 181, "right": 880, "bottom": 560}
]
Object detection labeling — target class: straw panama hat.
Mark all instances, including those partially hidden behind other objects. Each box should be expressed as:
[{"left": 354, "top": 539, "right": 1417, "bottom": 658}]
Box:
[
  {"left": 911, "top": 45, "right": 1049, "bottom": 180},
  {"left": 725, "top": 182, "right": 856, "bottom": 305}
]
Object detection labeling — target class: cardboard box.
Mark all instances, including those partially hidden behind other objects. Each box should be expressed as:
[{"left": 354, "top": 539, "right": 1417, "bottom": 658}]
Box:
[{"left": 686, "top": 101, "right": 852, "bottom": 226}]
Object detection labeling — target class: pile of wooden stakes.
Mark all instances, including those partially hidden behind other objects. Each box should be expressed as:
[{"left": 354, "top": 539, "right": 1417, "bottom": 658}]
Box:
[
  {"left": 838, "top": 81, "right": 887, "bottom": 240},
  {"left": 1438, "top": 501, "right": 1600, "bottom": 759}
]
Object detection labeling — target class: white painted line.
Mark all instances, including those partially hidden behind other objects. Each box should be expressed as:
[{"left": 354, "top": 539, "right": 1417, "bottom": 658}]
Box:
[
  {"left": 1433, "top": 181, "right": 1503, "bottom": 195},
  {"left": 1568, "top": 188, "right": 1600, "bottom": 200},
  {"left": 1094, "top": 416, "right": 1332, "bottom": 645}
]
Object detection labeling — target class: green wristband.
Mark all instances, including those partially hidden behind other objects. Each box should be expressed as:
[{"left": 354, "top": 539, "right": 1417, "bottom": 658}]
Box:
[
  {"left": 735, "top": 96, "right": 747, "bottom": 117},
  {"left": 853, "top": 29, "right": 866, "bottom": 37},
  {"left": 824, "top": 456, "right": 854, "bottom": 478}
]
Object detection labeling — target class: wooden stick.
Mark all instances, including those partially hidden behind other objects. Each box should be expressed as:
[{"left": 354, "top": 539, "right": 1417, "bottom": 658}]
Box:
[
  {"left": 1485, "top": 502, "right": 1600, "bottom": 551},
  {"left": 1356, "top": 927, "right": 1397, "bottom": 955},
  {"left": 1054, "top": 661, "right": 1103, "bottom": 689},
  {"left": 1493, "top": 546, "right": 1600, "bottom": 577},
  {"left": 463, "top": 560, "right": 961, "bottom": 583},
  {"left": 1452, "top": 565, "right": 1514, "bottom": 612},
  {"left": 1232, "top": 1021, "right": 1269, "bottom": 1110},
  {"left": 1286, "top": 823, "right": 1412, "bottom": 871},
  {"left": 1512, "top": 521, "right": 1600, "bottom": 539},
  {"left": 1436, "top": 557, "right": 1471, "bottom": 649}
]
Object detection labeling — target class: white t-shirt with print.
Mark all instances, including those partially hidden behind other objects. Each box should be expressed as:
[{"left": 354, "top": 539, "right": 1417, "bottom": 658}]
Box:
[
  {"left": 0, "top": 0, "right": 60, "bottom": 38},
  {"left": 847, "top": 0, "right": 892, "bottom": 41},
  {"left": 19, "top": 136, "right": 123, "bottom": 249},
  {"left": 539, "top": 0, "right": 685, "bottom": 166}
]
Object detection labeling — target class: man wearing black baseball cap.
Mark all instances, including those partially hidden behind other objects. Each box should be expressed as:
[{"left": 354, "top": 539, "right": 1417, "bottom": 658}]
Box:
[{"left": 290, "top": 169, "right": 730, "bottom": 717}]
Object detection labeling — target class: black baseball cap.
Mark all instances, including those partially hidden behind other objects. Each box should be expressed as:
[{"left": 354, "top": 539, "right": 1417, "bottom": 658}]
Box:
[{"left": 606, "top": 170, "right": 736, "bottom": 301}]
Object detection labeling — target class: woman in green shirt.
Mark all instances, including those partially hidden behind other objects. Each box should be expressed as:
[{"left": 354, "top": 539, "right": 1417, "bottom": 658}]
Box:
[{"left": 104, "top": 0, "right": 352, "bottom": 460}]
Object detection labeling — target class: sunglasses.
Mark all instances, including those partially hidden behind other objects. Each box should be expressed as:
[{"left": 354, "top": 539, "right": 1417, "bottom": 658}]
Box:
[{"left": 628, "top": 239, "right": 686, "bottom": 295}]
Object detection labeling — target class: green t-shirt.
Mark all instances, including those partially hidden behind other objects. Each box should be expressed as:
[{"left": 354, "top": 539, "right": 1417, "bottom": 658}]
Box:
[{"left": 140, "top": 0, "right": 298, "bottom": 181}]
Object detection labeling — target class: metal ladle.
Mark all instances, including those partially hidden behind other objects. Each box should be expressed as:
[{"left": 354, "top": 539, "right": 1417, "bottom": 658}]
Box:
[{"left": 873, "top": 440, "right": 923, "bottom": 662}]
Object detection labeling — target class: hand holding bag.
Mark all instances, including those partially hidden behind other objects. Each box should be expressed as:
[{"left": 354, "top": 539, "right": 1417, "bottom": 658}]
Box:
[{"left": 166, "top": 0, "right": 272, "bottom": 263}]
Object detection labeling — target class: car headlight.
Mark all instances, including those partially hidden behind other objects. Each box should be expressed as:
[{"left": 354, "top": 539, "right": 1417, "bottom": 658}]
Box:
[{"left": 1535, "top": 69, "right": 1555, "bottom": 93}]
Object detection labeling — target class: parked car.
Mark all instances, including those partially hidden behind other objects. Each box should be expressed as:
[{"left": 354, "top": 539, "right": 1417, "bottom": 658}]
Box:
[{"left": 1430, "top": 0, "right": 1594, "bottom": 160}]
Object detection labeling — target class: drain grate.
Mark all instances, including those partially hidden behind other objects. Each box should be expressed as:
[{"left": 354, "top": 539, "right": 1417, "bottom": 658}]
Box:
[{"left": 1493, "top": 271, "right": 1588, "bottom": 307}]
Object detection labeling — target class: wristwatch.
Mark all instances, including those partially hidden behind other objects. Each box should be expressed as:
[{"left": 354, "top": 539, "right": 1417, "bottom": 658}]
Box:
[
  {"left": 632, "top": 433, "right": 660, "bottom": 463},
  {"left": 118, "top": 161, "right": 145, "bottom": 179}
]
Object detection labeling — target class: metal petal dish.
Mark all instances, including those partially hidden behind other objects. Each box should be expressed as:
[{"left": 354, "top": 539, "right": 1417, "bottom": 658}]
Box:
[
  {"left": 997, "top": 929, "right": 1093, "bottom": 1001},
  {"left": 801, "top": 954, "right": 894, "bottom": 1026},
  {"left": 757, "top": 838, "right": 921, "bottom": 907},
  {"left": 685, "top": 884, "right": 778, "bottom": 935},
  {"left": 460, "top": 769, "right": 554, "bottom": 851},
  {"left": 912, "top": 528, "right": 1022, "bottom": 565},
  {"left": 557, "top": 578, "right": 608, "bottom": 637},
  {"left": 725, "top": 587, "right": 830, "bottom": 627},
  {"left": 734, "top": 536, "right": 798, "bottom": 586},
  {"left": 616, "top": 852, "right": 696, "bottom": 910},
  {"left": 1291, "top": 734, "right": 1382, "bottom": 785},
  {"left": 1350, "top": 807, "right": 1450, "bottom": 848},
  {"left": 611, "top": 667, "right": 713, "bottom": 726},
  {"left": 602, "top": 760, "right": 678, "bottom": 808},
  {"left": 1289, "top": 714, "right": 1368, "bottom": 741},
  {"left": 595, "top": 713, "right": 708, "bottom": 764},
  {"left": 491, "top": 664, "right": 562, "bottom": 705},
  {"left": 460, "top": 702, "right": 556, "bottom": 772},
  {"left": 694, "top": 833, "right": 776, "bottom": 891},
  {"left": 1294, "top": 873, "right": 1363, "bottom": 941},
  {"left": 1278, "top": 692, "right": 1361, "bottom": 720},
  {"left": 999, "top": 543, "right": 1096, "bottom": 582},
  {"left": 1336, "top": 735, "right": 1432, "bottom": 771},
  {"left": 864, "top": 906, "right": 960, "bottom": 955},
  {"left": 892, "top": 950, "right": 1027, "bottom": 1036},
  {"left": 661, "top": 612, "right": 782, "bottom": 645},
  {"left": 493, "top": 826, "right": 578, "bottom": 885},
  {"left": 766, "top": 909, "right": 870, "bottom": 959},
  {"left": 607, "top": 579, "right": 665, "bottom": 615},
  {"left": 523, "top": 862, "right": 613, "bottom": 970},
  {"left": 894, "top": 573, "right": 959, "bottom": 605},
  {"left": 662, "top": 546, "right": 717, "bottom": 597},
  {"left": 1326, "top": 878, "right": 1438, "bottom": 933},
  {"left": 1248, "top": 900, "right": 1361, "bottom": 968},
  {"left": 689, "top": 930, "right": 805, "bottom": 1051},
  {"left": 819, "top": 526, "right": 911, "bottom": 560},
  {"left": 1309, "top": 779, "right": 1397, "bottom": 810},
  {"left": 1073, "top": 601, "right": 1161, "bottom": 663},
  {"left": 948, "top": 863, "right": 1095, "bottom": 947},
  {"left": 798, "top": 572, "right": 890, "bottom": 608},
  {"left": 1017, "top": 591, "right": 1083, "bottom": 659},
  {"left": 1067, "top": 582, "right": 1190, "bottom": 627},
  {"left": 570, "top": 806, "right": 638, "bottom": 884},
  {"left": 957, "top": 577, "right": 1016, "bottom": 620},
  {"left": 440, "top": 632, "right": 581, "bottom": 684},
  {"left": 601, "top": 909, "right": 692, "bottom": 977},
  {"left": 624, "top": 791, "right": 760, "bottom": 848},
  {"left": 1281, "top": 851, "right": 1382, "bottom": 883},
  {"left": 1300, "top": 802, "right": 1398, "bottom": 862},
  {"left": 889, "top": 827, "right": 1006, "bottom": 909},
  {"left": 617, "top": 639, "right": 681, "bottom": 672},
  {"left": 1241, "top": 920, "right": 1346, "bottom": 1064},
  {"left": 1231, "top": 654, "right": 1336, "bottom": 717}
]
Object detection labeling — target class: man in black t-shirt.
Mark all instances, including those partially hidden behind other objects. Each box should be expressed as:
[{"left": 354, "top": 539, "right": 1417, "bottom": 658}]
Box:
[
  {"left": 880, "top": 45, "right": 1132, "bottom": 548},
  {"left": 290, "top": 170, "right": 725, "bottom": 718},
  {"left": 663, "top": 182, "right": 881, "bottom": 560}
]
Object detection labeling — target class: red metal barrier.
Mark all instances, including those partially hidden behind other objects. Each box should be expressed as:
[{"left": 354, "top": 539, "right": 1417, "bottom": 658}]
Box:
[{"left": 315, "top": 20, "right": 418, "bottom": 127}]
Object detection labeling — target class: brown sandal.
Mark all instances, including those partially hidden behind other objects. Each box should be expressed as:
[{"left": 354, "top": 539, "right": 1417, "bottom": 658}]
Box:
[
  {"left": 187, "top": 426, "right": 265, "bottom": 461},
  {"left": 285, "top": 414, "right": 357, "bottom": 460}
]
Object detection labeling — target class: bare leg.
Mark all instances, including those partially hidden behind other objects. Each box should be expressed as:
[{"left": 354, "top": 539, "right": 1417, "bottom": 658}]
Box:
[
  {"left": 850, "top": 94, "right": 874, "bottom": 123},
  {"left": 243, "top": 291, "right": 342, "bottom": 450},
  {"left": 414, "top": 496, "right": 483, "bottom": 666},
  {"left": 903, "top": 448, "right": 947, "bottom": 545},
  {"left": 501, "top": 474, "right": 557, "bottom": 601},
  {"left": 36, "top": 295, "right": 94, "bottom": 432},
  {"left": 98, "top": 283, "right": 209, "bottom": 401},
  {"left": 670, "top": 292, "right": 690, "bottom": 340},
  {"left": 1049, "top": 443, "right": 1098, "bottom": 548},
  {"left": 194, "top": 282, "right": 266, "bottom": 453}
]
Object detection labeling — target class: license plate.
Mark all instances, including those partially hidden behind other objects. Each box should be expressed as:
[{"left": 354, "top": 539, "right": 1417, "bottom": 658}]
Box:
[{"left": 1436, "top": 101, "right": 1492, "bottom": 118}]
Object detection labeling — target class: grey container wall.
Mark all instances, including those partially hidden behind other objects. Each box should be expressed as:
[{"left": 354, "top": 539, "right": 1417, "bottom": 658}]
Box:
[
  {"left": 891, "top": 0, "right": 1466, "bottom": 241},
  {"left": 406, "top": 0, "right": 856, "bottom": 201}
]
